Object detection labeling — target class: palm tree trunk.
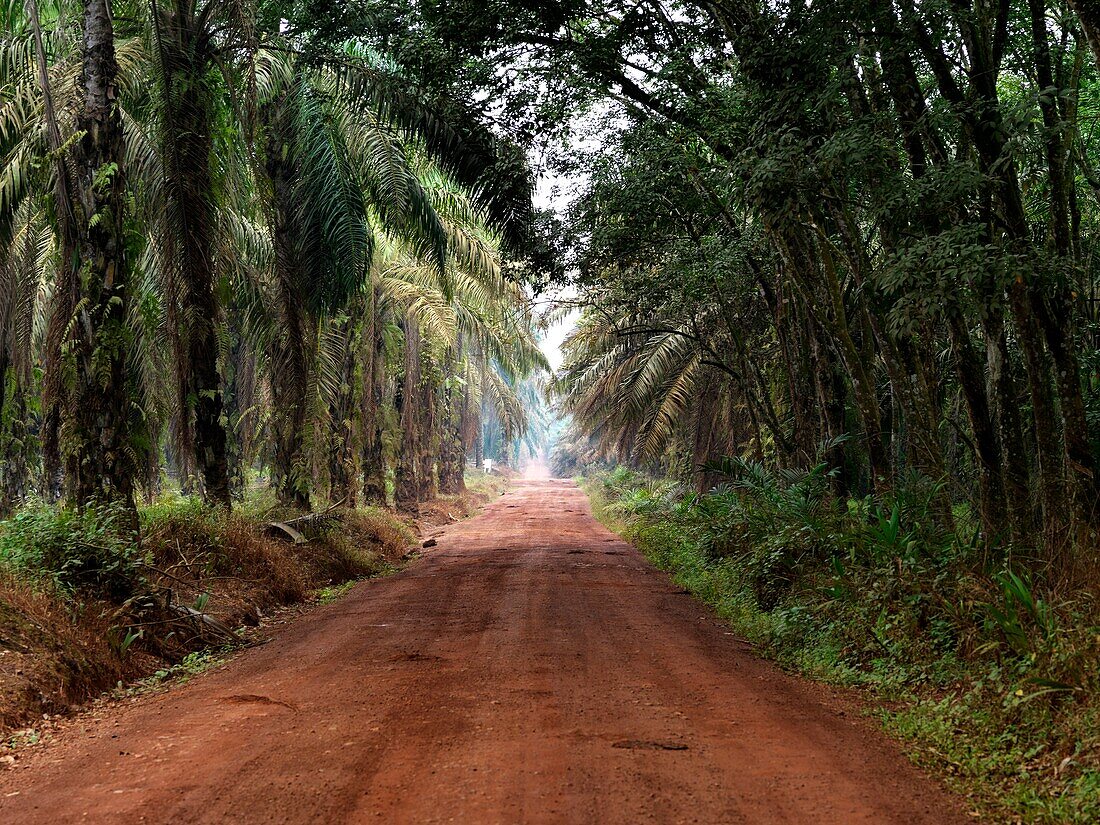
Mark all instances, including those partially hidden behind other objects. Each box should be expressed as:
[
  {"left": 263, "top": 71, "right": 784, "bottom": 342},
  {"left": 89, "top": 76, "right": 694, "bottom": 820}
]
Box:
[
  {"left": 395, "top": 319, "right": 420, "bottom": 508},
  {"left": 328, "top": 315, "right": 358, "bottom": 506},
  {"left": 416, "top": 362, "right": 438, "bottom": 501},
  {"left": 270, "top": 274, "right": 312, "bottom": 510},
  {"left": 438, "top": 355, "right": 467, "bottom": 494},
  {"left": 190, "top": 314, "right": 232, "bottom": 506},
  {"left": 361, "top": 286, "right": 387, "bottom": 504},
  {"left": 265, "top": 117, "right": 312, "bottom": 510},
  {"left": 222, "top": 326, "right": 248, "bottom": 498},
  {"left": 65, "top": 0, "right": 139, "bottom": 515},
  {"left": 473, "top": 386, "right": 485, "bottom": 470},
  {"left": 156, "top": 9, "right": 231, "bottom": 507},
  {"left": 28, "top": 0, "right": 79, "bottom": 500}
]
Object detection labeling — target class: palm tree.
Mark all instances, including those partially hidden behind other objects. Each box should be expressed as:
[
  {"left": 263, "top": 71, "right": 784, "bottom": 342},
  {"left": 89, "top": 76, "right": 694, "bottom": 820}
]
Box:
[
  {"left": 143, "top": 0, "right": 258, "bottom": 506},
  {"left": 0, "top": 4, "right": 545, "bottom": 516},
  {"left": 0, "top": 194, "right": 41, "bottom": 511},
  {"left": 253, "top": 48, "right": 449, "bottom": 507},
  {"left": 4, "top": 0, "right": 147, "bottom": 512},
  {"left": 4, "top": 0, "right": 77, "bottom": 498},
  {"left": 553, "top": 306, "right": 734, "bottom": 490},
  {"left": 371, "top": 171, "right": 546, "bottom": 506},
  {"left": 62, "top": 0, "right": 145, "bottom": 510}
]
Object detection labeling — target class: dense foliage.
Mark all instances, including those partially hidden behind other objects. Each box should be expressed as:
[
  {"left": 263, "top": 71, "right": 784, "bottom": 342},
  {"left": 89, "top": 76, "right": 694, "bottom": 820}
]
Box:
[
  {"left": 0, "top": 0, "right": 549, "bottom": 521},
  {"left": 590, "top": 466, "right": 1099, "bottom": 822},
  {"left": 483, "top": 1, "right": 1100, "bottom": 586}
]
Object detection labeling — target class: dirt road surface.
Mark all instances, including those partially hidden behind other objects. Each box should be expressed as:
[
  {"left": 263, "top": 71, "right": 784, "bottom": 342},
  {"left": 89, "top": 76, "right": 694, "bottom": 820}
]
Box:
[{"left": 0, "top": 479, "right": 966, "bottom": 824}]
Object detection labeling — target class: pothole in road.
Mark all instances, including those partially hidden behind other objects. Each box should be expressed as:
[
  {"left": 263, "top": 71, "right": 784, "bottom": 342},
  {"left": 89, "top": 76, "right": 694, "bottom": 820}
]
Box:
[
  {"left": 389, "top": 652, "right": 444, "bottom": 663},
  {"left": 222, "top": 694, "right": 298, "bottom": 711},
  {"left": 612, "top": 739, "right": 689, "bottom": 751}
]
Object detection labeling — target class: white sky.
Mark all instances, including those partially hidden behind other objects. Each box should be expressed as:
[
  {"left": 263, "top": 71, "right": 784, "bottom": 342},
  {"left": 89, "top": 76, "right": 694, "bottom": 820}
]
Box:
[
  {"left": 533, "top": 171, "right": 580, "bottom": 375},
  {"left": 540, "top": 307, "right": 575, "bottom": 372},
  {"left": 527, "top": 101, "right": 620, "bottom": 377}
]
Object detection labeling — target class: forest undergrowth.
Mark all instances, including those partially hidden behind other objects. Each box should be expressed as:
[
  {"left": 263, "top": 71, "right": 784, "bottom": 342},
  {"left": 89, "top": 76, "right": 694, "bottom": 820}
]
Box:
[{"left": 584, "top": 466, "right": 1099, "bottom": 824}]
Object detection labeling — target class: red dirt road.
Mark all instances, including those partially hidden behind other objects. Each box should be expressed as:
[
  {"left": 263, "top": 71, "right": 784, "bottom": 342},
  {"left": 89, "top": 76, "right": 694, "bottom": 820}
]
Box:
[{"left": 0, "top": 479, "right": 967, "bottom": 824}]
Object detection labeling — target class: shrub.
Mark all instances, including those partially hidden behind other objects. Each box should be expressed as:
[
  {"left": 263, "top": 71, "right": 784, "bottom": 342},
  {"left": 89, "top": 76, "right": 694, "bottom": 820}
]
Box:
[
  {"left": 0, "top": 500, "right": 143, "bottom": 599},
  {"left": 583, "top": 462, "right": 1100, "bottom": 823}
]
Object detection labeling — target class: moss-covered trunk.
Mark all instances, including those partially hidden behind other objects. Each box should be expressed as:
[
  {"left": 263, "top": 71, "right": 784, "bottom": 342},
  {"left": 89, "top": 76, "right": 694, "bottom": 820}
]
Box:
[
  {"left": 394, "top": 319, "right": 420, "bottom": 508},
  {"left": 361, "top": 285, "right": 387, "bottom": 505},
  {"left": 155, "top": 7, "right": 231, "bottom": 507},
  {"left": 264, "top": 100, "right": 312, "bottom": 510},
  {"left": 64, "top": 0, "right": 140, "bottom": 515},
  {"left": 438, "top": 351, "right": 467, "bottom": 495}
]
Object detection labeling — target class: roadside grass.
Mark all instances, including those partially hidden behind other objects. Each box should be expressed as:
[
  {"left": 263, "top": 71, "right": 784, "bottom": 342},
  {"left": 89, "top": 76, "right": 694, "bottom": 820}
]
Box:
[
  {"left": 136, "top": 647, "right": 232, "bottom": 691},
  {"left": 314, "top": 579, "right": 365, "bottom": 605},
  {"left": 583, "top": 469, "right": 1100, "bottom": 824},
  {"left": 0, "top": 490, "right": 417, "bottom": 734},
  {"left": 464, "top": 469, "right": 509, "bottom": 499}
]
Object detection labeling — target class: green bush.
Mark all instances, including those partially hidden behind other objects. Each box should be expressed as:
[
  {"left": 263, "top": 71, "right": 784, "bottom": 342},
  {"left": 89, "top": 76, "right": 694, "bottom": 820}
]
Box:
[
  {"left": 583, "top": 463, "right": 1100, "bottom": 823},
  {"left": 0, "top": 500, "right": 144, "bottom": 598}
]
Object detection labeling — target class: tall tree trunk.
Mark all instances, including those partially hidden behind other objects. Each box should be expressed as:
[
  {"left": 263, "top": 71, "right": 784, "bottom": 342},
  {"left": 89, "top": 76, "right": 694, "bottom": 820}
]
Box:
[
  {"left": 437, "top": 351, "right": 466, "bottom": 494},
  {"left": 796, "top": 230, "right": 889, "bottom": 489},
  {"left": 361, "top": 285, "right": 387, "bottom": 504},
  {"left": 1009, "top": 280, "right": 1068, "bottom": 553},
  {"left": 474, "top": 411, "right": 484, "bottom": 469},
  {"left": 911, "top": 1, "right": 1074, "bottom": 557},
  {"left": 415, "top": 347, "right": 437, "bottom": 502},
  {"left": 156, "top": 9, "right": 231, "bottom": 506},
  {"left": 29, "top": 0, "right": 80, "bottom": 500},
  {"left": 982, "top": 313, "right": 1037, "bottom": 544},
  {"left": 946, "top": 312, "right": 1010, "bottom": 543},
  {"left": 776, "top": 283, "right": 818, "bottom": 465},
  {"left": 328, "top": 316, "right": 358, "bottom": 506},
  {"left": 222, "top": 326, "right": 250, "bottom": 499},
  {"left": 1068, "top": 0, "right": 1100, "bottom": 68},
  {"left": 394, "top": 319, "right": 420, "bottom": 508},
  {"left": 1028, "top": 0, "right": 1098, "bottom": 542},
  {"left": 269, "top": 274, "right": 312, "bottom": 509},
  {"left": 265, "top": 116, "right": 311, "bottom": 510},
  {"left": 65, "top": 0, "right": 139, "bottom": 515},
  {"left": 805, "top": 312, "right": 853, "bottom": 493}
]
